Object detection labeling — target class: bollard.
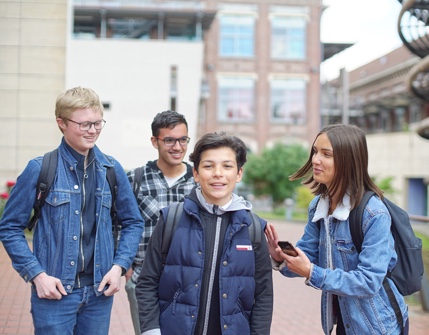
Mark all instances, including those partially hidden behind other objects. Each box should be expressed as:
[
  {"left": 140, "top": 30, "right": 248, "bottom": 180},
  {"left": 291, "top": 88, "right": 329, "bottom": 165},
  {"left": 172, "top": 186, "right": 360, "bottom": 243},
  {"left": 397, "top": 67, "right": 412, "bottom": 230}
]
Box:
[
  {"left": 284, "top": 198, "right": 294, "bottom": 221},
  {"left": 420, "top": 270, "right": 429, "bottom": 311}
]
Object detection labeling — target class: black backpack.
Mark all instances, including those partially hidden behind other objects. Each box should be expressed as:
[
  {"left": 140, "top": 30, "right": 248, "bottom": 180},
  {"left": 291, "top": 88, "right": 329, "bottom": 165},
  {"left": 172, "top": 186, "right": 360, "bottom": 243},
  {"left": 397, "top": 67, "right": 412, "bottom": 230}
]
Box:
[
  {"left": 132, "top": 166, "right": 144, "bottom": 199},
  {"left": 161, "top": 202, "right": 262, "bottom": 267},
  {"left": 349, "top": 191, "right": 424, "bottom": 332},
  {"left": 27, "top": 149, "right": 121, "bottom": 250}
]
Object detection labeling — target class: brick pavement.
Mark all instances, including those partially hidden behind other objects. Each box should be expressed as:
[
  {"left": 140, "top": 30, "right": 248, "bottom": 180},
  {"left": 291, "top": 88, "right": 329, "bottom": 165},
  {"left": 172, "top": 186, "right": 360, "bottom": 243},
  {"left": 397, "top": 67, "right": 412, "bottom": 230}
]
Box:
[
  {"left": 1, "top": 220, "right": 428, "bottom": 334},
  {"left": 270, "top": 220, "right": 429, "bottom": 335}
]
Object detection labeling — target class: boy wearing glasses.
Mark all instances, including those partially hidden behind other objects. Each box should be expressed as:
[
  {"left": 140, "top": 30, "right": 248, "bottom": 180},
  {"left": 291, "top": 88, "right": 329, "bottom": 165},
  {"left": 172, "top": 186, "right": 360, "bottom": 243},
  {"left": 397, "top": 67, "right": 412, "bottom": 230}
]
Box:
[
  {"left": 0, "top": 87, "right": 144, "bottom": 335},
  {"left": 125, "top": 110, "right": 196, "bottom": 335}
]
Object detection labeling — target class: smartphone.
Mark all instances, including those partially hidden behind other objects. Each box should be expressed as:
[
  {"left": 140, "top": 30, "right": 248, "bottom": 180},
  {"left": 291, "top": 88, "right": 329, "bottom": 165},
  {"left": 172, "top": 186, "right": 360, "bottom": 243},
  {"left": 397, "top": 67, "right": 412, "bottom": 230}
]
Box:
[{"left": 278, "top": 241, "right": 298, "bottom": 257}]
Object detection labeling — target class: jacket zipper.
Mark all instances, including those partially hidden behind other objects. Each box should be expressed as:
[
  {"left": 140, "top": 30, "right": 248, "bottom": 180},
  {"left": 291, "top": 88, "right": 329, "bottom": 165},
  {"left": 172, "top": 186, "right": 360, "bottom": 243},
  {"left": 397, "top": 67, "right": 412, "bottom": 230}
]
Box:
[
  {"left": 77, "top": 167, "right": 87, "bottom": 287},
  {"left": 202, "top": 205, "right": 222, "bottom": 335},
  {"left": 325, "top": 216, "right": 334, "bottom": 333}
]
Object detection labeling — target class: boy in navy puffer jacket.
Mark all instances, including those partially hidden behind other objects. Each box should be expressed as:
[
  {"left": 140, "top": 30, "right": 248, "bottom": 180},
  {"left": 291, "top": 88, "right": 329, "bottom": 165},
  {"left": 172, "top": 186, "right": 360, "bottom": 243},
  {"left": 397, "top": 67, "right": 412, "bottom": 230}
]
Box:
[{"left": 136, "top": 132, "right": 273, "bottom": 335}]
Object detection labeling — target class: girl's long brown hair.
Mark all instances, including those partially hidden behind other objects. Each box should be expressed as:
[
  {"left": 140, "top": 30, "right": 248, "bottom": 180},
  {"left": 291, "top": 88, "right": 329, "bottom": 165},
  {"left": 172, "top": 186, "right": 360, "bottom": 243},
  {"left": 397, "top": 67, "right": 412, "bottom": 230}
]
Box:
[{"left": 289, "top": 124, "right": 383, "bottom": 209}]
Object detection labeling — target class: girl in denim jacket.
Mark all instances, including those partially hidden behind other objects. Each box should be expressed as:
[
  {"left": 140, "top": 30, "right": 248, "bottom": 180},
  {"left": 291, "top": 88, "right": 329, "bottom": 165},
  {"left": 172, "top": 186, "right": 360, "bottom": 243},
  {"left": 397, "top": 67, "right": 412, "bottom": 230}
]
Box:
[{"left": 265, "top": 124, "right": 408, "bottom": 335}]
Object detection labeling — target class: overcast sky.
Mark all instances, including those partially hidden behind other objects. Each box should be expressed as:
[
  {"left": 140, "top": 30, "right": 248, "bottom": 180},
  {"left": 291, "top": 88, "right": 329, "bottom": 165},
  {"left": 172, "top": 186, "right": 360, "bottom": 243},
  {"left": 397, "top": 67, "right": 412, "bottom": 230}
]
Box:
[{"left": 320, "top": 0, "right": 403, "bottom": 80}]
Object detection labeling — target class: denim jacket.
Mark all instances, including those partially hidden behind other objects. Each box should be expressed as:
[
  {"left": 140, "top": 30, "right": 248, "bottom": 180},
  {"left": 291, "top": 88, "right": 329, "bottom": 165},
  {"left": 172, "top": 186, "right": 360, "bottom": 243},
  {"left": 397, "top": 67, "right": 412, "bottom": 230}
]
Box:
[
  {"left": 280, "top": 194, "right": 408, "bottom": 335},
  {"left": 0, "top": 140, "right": 144, "bottom": 295}
]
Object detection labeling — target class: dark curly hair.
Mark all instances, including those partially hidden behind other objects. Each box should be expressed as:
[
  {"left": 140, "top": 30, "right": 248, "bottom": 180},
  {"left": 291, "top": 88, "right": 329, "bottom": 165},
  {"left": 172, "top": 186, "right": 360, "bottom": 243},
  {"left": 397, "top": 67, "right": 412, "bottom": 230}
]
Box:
[
  {"left": 189, "top": 132, "right": 247, "bottom": 172},
  {"left": 151, "top": 110, "right": 188, "bottom": 137}
]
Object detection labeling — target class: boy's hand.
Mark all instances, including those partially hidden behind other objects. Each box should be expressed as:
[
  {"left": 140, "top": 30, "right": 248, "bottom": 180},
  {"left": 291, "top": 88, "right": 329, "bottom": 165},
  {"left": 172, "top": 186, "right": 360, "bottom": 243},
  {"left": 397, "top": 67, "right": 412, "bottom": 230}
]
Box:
[
  {"left": 98, "top": 264, "right": 122, "bottom": 296},
  {"left": 33, "top": 272, "right": 67, "bottom": 300}
]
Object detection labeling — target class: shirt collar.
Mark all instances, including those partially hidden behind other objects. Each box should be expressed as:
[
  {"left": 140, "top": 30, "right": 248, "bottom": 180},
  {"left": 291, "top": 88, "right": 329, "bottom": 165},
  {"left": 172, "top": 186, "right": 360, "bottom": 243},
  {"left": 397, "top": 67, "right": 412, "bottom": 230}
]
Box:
[{"left": 62, "top": 138, "right": 94, "bottom": 170}]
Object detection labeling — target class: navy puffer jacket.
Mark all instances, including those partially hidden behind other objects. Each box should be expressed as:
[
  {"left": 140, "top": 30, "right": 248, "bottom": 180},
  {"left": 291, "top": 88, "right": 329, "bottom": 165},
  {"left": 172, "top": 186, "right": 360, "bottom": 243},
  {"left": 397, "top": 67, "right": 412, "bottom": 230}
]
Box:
[{"left": 136, "top": 187, "right": 273, "bottom": 335}]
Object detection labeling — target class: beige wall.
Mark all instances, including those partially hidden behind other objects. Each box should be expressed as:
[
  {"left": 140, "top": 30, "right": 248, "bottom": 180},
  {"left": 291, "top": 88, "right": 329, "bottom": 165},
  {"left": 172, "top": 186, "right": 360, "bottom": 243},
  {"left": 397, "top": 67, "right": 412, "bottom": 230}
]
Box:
[
  {"left": 367, "top": 131, "right": 429, "bottom": 210},
  {"left": 0, "top": 0, "right": 67, "bottom": 190},
  {"left": 66, "top": 39, "right": 204, "bottom": 170},
  {"left": 0, "top": 1, "right": 203, "bottom": 189}
]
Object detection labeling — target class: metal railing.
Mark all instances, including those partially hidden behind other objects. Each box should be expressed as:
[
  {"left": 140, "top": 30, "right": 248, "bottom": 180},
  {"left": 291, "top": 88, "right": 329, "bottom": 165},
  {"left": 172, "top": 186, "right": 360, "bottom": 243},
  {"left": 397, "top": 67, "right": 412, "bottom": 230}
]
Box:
[{"left": 410, "top": 214, "right": 429, "bottom": 222}]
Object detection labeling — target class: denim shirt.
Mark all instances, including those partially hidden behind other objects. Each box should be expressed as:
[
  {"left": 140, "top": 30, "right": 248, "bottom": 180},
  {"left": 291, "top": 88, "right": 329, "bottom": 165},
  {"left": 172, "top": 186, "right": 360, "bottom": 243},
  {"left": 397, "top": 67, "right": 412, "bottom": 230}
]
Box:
[
  {"left": 280, "top": 195, "right": 408, "bottom": 335},
  {"left": 0, "top": 140, "right": 144, "bottom": 295}
]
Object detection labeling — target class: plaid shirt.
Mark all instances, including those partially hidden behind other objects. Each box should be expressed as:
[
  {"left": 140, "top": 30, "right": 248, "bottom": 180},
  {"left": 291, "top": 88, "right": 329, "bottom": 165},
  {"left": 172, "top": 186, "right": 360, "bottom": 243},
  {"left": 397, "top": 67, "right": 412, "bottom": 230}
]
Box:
[{"left": 127, "top": 160, "right": 196, "bottom": 283}]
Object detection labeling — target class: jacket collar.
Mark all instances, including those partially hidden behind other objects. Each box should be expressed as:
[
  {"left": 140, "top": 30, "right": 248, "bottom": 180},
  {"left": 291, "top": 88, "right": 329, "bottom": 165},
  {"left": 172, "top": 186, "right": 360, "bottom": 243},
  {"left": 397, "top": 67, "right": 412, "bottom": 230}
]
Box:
[
  {"left": 59, "top": 137, "right": 112, "bottom": 168},
  {"left": 312, "top": 194, "right": 351, "bottom": 222},
  {"left": 187, "top": 186, "right": 252, "bottom": 216},
  {"left": 147, "top": 159, "right": 194, "bottom": 180}
]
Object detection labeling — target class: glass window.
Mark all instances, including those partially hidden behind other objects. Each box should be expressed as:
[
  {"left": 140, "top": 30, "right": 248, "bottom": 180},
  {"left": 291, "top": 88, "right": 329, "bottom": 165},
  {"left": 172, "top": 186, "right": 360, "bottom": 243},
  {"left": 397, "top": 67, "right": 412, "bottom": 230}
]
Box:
[
  {"left": 380, "top": 109, "right": 390, "bottom": 131},
  {"left": 271, "top": 17, "right": 306, "bottom": 59},
  {"left": 270, "top": 79, "right": 306, "bottom": 124},
  {"left": 218, "top": 78, "right": 255, "bottom": 122},
  {"left": 409, "top": 102, "right": 422, "bottom": 123},
  {"left": 108, "top": 18, "right": 150, "bottom": 39},
  {"left": 219, "top": 15, "right": 254, "bottom": 57},
  {"left": 394, "top": 107, "right": 406, "bottom": 131}
]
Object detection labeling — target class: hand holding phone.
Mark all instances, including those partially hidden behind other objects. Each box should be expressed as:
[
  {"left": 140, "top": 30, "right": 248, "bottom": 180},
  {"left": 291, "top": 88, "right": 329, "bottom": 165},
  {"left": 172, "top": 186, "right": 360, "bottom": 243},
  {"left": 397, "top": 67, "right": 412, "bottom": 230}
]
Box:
[{"left": 277, "top": 241, "right": 298, "bottom": 257}]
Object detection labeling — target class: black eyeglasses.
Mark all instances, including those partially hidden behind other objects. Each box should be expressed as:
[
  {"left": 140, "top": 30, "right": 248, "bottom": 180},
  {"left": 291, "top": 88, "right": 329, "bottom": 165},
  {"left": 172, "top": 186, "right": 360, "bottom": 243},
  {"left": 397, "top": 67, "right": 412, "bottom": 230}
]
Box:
[
  {"left": 65, "top": 119, "right": 106, "bottom": 131},
  {"left": 156, "top": 136, "right": 190, "bottom": 147}
]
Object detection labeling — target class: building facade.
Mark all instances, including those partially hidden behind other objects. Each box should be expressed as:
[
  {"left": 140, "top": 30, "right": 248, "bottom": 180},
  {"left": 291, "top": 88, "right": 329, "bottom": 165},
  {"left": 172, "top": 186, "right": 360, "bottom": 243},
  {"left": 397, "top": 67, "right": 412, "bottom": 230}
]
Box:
[
  {"left": 0, "top": 0, "right": 323, "bottom": 187},
  {"left": 198, "top": 0, "right": 322, "bottom": 153},
  {"left": 0, "top": 0, "right": 67, "bottom": 184}
]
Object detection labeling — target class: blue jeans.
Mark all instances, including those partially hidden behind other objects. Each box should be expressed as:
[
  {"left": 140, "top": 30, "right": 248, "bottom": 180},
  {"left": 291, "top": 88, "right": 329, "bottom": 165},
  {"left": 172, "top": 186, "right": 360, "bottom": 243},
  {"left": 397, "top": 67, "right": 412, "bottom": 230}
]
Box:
[{"left": 31, "top": 285, "right": 114, "bottom": 335}]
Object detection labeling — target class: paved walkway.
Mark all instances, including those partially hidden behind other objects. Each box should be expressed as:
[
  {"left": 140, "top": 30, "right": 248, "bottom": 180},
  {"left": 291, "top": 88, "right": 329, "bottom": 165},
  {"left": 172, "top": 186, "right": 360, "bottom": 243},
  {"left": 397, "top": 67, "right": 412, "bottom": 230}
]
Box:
[{"left": 1, "top": 220, "right": 428, "bottom": 334}]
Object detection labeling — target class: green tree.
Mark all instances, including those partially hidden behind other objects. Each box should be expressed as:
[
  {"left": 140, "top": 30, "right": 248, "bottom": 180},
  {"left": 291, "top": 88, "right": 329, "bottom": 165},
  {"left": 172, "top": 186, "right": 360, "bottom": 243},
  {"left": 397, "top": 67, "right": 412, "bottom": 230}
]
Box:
[
  {"left": 295, "top": 185, "right": 314, "bottom": 211},
  {"left": 243, "top": 143, "right": 307, "bottom": 208}
]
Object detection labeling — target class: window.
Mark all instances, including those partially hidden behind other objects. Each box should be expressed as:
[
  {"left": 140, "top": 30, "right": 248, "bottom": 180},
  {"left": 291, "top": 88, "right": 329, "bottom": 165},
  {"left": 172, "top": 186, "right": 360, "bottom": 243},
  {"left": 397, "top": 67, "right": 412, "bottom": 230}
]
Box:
[
  {"left": 219, "top": 15, "right": 254, "bottom": 57},
  {"left": 218, "top": 77, "right": 255, "bottom": 122},
  {"left": 394, "top": 107, "right": 406, "bottom": 131},
  {"left": 271, "top": 17, "right": 306, "bottom": 59},
  {"left": 380, "top": 109, "right": 390, "bottom": 131},
  {"left": 270, "top": 79, "right": 306, "bottom": 124},
  {"left": 409, "top": 102, "right": 422, "bottom": 124}
]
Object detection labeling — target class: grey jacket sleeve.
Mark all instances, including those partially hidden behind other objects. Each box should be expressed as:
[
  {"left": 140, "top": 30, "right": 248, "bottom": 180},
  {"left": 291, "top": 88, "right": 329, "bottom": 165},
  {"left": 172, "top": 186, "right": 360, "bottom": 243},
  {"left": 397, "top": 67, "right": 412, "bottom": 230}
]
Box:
[
  {"left": 135, "top": 214, "right": 165, "bottom": 334},
  {"left": 250, "top": 220, "right": 274, "bottom": 335}
]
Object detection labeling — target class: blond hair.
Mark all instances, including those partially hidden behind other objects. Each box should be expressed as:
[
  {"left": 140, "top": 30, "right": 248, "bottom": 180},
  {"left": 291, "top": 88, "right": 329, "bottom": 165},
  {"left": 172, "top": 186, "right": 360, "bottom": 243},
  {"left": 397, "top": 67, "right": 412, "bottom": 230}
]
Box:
[{"left": 55, "top": 87, "right": 104, "bottom": 120}]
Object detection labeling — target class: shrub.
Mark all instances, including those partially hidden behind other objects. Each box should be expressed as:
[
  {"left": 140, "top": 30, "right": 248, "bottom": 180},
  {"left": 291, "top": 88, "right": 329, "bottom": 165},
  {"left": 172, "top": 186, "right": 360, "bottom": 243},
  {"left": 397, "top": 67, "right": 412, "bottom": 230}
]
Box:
[{"left": 0, "top": 180, "right": 16, "bottom": 218}]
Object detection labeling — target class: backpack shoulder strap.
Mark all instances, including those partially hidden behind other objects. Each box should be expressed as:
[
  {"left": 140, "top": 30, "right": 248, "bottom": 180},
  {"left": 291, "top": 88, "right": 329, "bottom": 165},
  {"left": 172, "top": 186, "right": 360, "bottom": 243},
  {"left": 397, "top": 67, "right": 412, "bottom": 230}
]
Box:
[
  {"left": 28, "top": 149, "right": 58, "bottom": 231},
  {"left": 349, "top": 191, "right": 375, "bottom": 253},
  {"left": 161, "top": 202, "right": 184, "bottom": 265},
  {"left": 248, "top": 211, "right": 262, "bottom": 249},
  {"left": 106, "top": 167, "right": 118, "bottom": 215},
  {"left": 106, "top": 165, "right": 118, "bottom": 206},
  {"left": 133, "top": 166, "right": 144, "bottom": 199},
  {"left": 105, "top": 163, "right": 120, "bottom": 250}
]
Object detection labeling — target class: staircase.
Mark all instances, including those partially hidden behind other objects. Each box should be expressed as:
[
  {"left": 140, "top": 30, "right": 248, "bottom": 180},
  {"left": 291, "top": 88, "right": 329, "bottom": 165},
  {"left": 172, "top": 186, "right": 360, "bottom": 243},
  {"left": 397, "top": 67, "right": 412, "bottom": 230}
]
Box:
[{"left": 398, "top": 0, "right": 429, "bottom": 100}]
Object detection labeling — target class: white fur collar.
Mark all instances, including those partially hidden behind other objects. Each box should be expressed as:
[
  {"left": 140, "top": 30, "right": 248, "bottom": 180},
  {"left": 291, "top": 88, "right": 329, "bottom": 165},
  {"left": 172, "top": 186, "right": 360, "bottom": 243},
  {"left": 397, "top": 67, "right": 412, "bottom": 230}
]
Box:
[{"left": 312, "top": 194, "right": 351, "bottom": 222}]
